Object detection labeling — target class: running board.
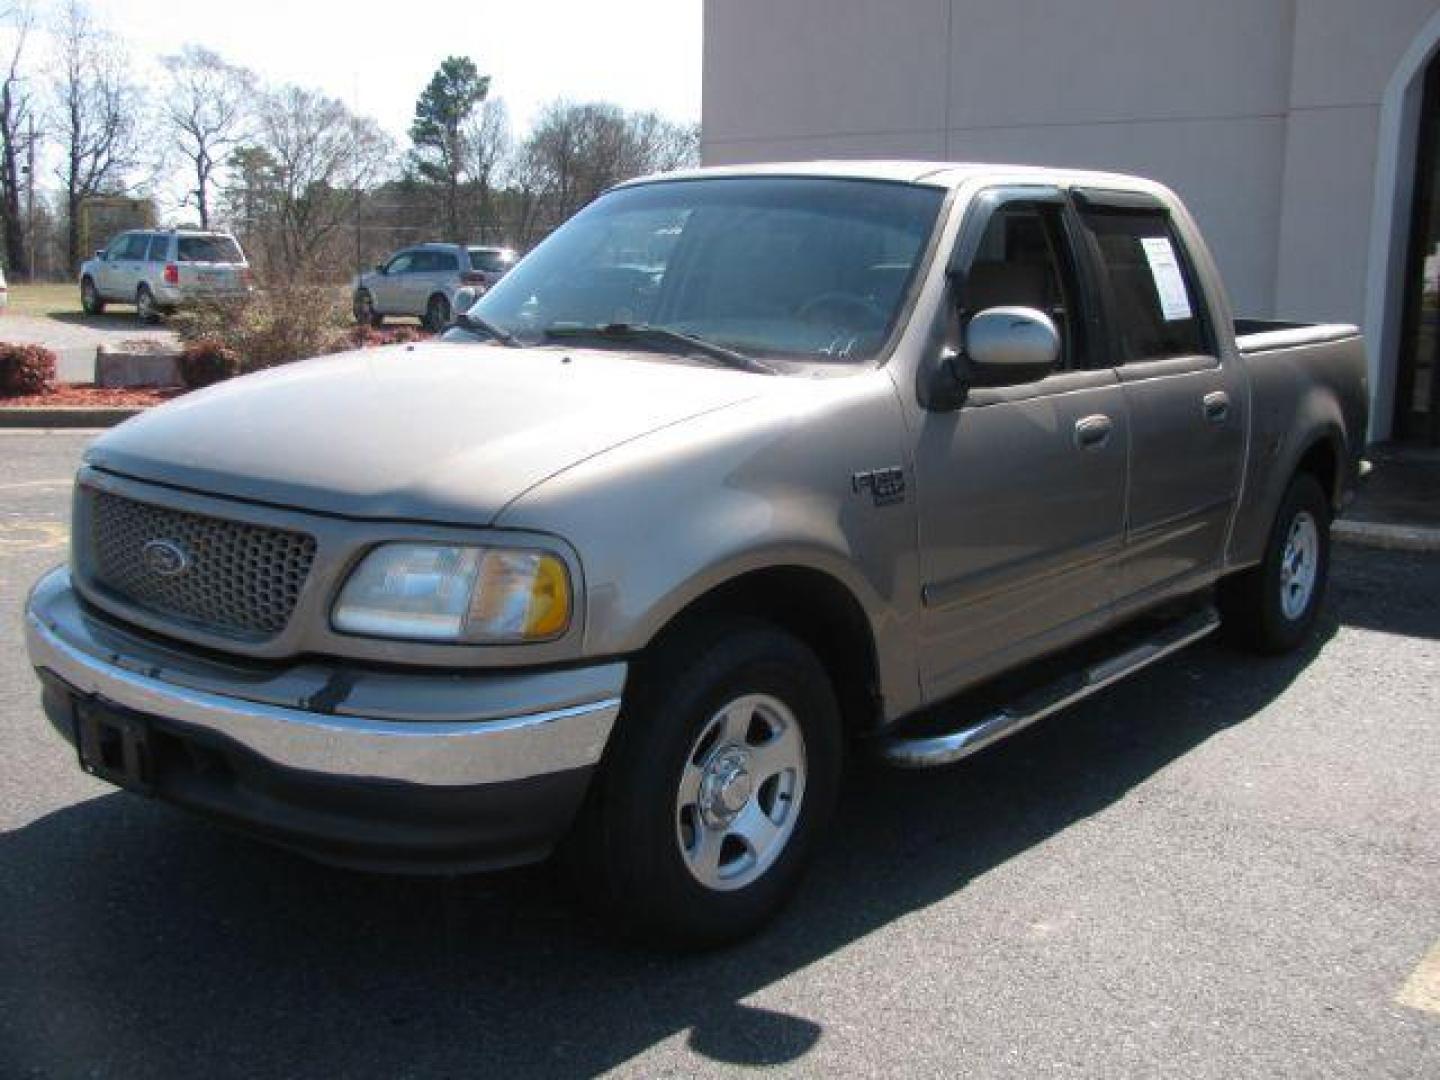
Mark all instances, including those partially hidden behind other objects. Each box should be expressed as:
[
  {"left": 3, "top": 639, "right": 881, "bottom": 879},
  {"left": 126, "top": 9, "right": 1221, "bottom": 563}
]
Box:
[{"left": 878, "top": 606, "right": 1221, "bottom": 769}]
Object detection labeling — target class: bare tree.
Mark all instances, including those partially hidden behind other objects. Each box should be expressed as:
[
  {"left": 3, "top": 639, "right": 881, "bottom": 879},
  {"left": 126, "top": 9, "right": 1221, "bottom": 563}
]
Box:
[
  {"left": 464, "top": 96, "right": 510, "bottom": 241},
  {"left": 506, "top": 102, "right": 700, "bottom": 246},
  {"left": 51, "top": 0, "right": 141, "bottom": 271},
  {"left": 0, "top": 3, "right": 35, "bottom": 277},
  {"left": 255, "top": 84, "right": 393, "bottom": 278},
  {"left": 161, "top": 46, "right": 255, "bottom": 230}
]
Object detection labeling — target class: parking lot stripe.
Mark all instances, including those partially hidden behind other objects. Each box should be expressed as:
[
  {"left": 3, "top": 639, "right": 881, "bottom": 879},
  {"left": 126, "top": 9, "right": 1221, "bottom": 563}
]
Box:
[
  {"left": 1397, "top": 940, "right": 1440, "bottom": 1015},
  {"left": 0, "top": 478, "right": 71, "bottom": 491}
]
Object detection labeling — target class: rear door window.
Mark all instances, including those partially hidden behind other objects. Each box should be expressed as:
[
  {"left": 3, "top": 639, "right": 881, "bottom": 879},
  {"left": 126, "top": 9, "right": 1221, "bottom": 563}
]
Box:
[
  {"left": 146, "top": 235, "right": 170, "bottom": 262},
  {"left": 418, "top": 250, "right": 457, "bottom": 273},
  {"left": 1080, "top": 209, "right": 1210, "bottom": 363}
]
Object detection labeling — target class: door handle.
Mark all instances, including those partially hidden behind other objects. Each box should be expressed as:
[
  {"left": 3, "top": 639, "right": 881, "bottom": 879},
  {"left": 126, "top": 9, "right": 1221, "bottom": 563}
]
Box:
[
  {"left": 1203, "top": 391, "right": 1230, "bottom": 423},
  {"left": 1074, "top": 414, "right": 1113, "bottom": 450}
]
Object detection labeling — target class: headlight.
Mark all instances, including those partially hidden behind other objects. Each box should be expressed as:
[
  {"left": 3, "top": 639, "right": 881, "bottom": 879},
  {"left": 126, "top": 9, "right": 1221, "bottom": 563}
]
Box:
[{"left": 332, "top": 543, "right": 572, "bottom": 643}]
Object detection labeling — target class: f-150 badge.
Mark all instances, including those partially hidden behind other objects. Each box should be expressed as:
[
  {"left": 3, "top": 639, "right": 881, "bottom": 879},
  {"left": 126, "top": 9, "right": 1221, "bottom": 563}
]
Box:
[{"left": 852, "top": 467, "right": 906, "bottom": 507}]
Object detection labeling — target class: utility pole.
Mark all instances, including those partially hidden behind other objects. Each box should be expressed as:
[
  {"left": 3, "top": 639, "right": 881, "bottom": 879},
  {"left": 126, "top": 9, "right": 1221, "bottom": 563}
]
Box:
[{"left": 25, "top": 112, "right": 34, "bottom": 281}]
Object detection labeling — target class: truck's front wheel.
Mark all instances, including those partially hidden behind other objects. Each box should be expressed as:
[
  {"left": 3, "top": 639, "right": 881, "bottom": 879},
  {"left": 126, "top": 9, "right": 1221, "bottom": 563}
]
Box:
[
  {"left": 1220, "top": 472, "right": 1332, "bottom": 654},
  {"left": 564, "top": 618, "right": 842, "bottom": 948}
]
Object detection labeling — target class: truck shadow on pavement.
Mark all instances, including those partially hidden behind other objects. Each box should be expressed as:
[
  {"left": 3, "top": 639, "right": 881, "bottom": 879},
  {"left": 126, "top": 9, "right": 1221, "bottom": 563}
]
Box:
[{"left": 0, "top": 612, "right": 1351, "bottom": 1078}]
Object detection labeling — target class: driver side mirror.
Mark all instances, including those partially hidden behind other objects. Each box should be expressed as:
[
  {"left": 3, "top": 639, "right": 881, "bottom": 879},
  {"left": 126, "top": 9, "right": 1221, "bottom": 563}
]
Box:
[
  {"left": 922, "top": 305, "right": 1059, "bottom": 411},
  {"left": 959, "top": 306, "right": 1058, "bottom": 387}
]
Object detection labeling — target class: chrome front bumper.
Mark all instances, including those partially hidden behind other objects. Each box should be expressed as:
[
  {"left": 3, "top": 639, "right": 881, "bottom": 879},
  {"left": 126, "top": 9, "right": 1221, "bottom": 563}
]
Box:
[{"left": 24, "top": 567, "right": 624, "bottom": 789}]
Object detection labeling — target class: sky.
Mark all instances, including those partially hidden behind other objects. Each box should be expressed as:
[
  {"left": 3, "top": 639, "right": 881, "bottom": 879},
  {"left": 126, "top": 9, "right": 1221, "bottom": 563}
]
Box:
[{"left": 75, "top": 0, "right": 703, "bottom": 137}]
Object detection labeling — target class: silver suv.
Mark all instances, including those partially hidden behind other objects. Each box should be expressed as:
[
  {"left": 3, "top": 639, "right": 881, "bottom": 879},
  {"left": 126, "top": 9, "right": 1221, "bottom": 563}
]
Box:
[
  {"left": 352, "top": 243, "right": 517, "bottom": 330},
  {"left": 79, "top": 230, "right": 251, "bottom": 323}
]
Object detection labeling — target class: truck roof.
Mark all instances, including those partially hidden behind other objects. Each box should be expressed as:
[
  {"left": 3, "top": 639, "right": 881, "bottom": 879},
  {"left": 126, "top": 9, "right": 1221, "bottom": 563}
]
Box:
[{"left": 622, "top": 159, "right": 1170, "bottom": 197}]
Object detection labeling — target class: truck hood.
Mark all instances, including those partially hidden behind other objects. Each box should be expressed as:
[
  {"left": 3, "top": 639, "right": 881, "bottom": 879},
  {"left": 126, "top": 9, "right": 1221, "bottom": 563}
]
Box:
[{"left": 86, "top": 343, "right": 764, "bottom": 523}]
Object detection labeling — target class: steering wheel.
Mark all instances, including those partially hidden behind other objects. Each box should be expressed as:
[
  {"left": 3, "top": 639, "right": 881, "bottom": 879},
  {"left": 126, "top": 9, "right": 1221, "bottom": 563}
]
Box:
[{"left": 796, "top": 291, "right": 887, "bottom": 330}]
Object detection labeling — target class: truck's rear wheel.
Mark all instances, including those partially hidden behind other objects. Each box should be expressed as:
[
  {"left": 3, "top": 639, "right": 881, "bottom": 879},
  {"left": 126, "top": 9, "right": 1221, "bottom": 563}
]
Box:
[
  {"left": 1220, "top": 472, "right": 1331, "bottom": 654},
  {"left": 563, "top": 618, "right": 841, "bottom": 948}
]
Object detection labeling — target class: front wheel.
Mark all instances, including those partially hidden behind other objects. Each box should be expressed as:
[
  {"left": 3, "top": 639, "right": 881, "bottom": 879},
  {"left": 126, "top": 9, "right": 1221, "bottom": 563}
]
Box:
[
  {"left": 562, "top": 619, "right": 842, "bottom": 948},
  {"left": 81, "top": 277, "right": 105, "bottom": 315},
  {"left": 352, "top": 289, "right": 382, "bottom": 328},
  {"left": 1219, "top": 472, "right": 1331, "bottom": 654}
]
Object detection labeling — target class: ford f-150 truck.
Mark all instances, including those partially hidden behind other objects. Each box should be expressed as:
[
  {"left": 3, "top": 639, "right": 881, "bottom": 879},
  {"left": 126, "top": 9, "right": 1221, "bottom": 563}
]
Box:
[{"left": 24, "top": 162, "right": 1367, "bottom": 946}]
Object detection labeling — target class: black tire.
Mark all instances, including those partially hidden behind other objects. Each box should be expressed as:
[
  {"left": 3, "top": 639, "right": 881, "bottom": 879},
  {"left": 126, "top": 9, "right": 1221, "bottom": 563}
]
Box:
[
  {"left": 562, "top": 618, "right": 843, "bottom": 948},
  {"left": 80, "top": 277, "right": 105, "bottom": 315},
  {"left": 135, "top": 285, "right": 161, "bottom": 324},
  {"left": 353, "top": 290, "right": 383, "bottom": 328},
  {"left": 1219, "top": 472, "right": 1331, "bottom": 654},
  {"left": 423, "top": 293, "right": 451, "bottom": 332}
]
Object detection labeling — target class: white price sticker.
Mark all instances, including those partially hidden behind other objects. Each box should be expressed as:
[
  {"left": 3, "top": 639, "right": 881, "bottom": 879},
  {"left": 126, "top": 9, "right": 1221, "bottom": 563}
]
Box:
[{"left": 1140, "top": 237, "right": 1194, "bottom": 322}]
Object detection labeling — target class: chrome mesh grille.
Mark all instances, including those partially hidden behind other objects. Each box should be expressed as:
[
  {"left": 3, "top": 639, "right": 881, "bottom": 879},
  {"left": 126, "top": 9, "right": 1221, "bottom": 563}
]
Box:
[{"left": 83, "top": 488, "right": 316, "bottom": 639}]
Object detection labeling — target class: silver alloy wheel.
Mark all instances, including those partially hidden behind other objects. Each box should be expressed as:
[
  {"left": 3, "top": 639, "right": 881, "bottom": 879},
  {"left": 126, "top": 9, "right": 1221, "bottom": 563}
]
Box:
[
  {"left": 1279, "top": 510, "right": 1320, "bottom": 620},
  {"left": 675, "top": 693, "right": 807, "bottom": 892}
]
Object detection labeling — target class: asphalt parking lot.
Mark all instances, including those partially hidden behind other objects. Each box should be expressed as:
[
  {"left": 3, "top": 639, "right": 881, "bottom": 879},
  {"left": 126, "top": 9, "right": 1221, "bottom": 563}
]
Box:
[{"left": 1, "top": 430, "right": 1437, "bottom": 1079}]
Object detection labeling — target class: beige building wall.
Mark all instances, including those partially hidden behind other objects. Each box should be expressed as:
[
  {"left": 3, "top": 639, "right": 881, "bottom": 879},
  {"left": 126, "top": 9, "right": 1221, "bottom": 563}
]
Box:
[{"left": 702, "top": 0, "right": 1440, "bottom": 440}]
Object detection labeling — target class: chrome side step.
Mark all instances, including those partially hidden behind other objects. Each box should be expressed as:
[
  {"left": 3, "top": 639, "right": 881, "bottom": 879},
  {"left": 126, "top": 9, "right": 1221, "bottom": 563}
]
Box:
[{"left": 879, "top": 606, "right": 1221, "bottom": 769}]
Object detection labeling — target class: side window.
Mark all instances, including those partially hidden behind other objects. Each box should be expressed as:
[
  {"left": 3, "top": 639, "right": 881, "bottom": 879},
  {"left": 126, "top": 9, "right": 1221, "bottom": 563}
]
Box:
[
  {"left": 385, "top": 252, "right": 415, "bottom": 275},
  {"left": 960, "top": 203, "right": 1081, "bottom": 371},
  {"left": 146, "top": 235, "right": 170, "bottom": 262},
  {"left": 1080, "top": 209, "right": 1209, "bottom": 363},
  {"left": 116, "top": 235, "right": 146, "bottom": 260}
]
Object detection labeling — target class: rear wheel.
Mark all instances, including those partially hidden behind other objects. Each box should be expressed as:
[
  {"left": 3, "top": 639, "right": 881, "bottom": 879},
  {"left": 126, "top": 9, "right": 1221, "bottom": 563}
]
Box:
[
  {"left": 423, "top": 293, "right": 451, "bottom": 332},
  {"left": 562, "top": 618, "right": 842, "bottom": 948},
  {"left": 1219, "top": 472, "right": 1331, "bottom": 654},
  {"left": 135, "top": 285, "right": 160, "bottom": 324},
  {"left": 80, "top": 277, "right": 105, "bottom": 315}
]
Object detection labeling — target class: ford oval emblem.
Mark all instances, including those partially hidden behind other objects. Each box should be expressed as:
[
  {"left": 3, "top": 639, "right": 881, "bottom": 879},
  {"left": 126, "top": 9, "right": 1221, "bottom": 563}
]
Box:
[{"left": 142, "top": 538, "right": 191, "bottom": 578}]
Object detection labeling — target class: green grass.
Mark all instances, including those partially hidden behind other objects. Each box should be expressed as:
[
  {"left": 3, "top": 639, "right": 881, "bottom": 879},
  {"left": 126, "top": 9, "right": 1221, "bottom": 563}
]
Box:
[{"left": 6, "top": 283, "right": 84, "bottom": 318}]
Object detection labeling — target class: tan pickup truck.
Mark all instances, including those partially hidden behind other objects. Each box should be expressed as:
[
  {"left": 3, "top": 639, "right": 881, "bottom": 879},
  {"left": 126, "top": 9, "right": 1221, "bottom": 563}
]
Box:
[{"left": 26, "top": 161, "right": 1367, "bottom": 946}]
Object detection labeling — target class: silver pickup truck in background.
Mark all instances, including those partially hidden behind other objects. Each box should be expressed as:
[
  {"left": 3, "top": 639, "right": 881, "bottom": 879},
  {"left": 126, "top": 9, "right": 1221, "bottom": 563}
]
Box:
[{"left": 25, "top": 162, "right": 1367, "bottom": 946}]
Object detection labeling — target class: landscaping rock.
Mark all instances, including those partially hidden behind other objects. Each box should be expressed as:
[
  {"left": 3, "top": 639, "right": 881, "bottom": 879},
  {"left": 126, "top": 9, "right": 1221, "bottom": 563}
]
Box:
[{"left": 95, "top": 343, "right": 181, "bottom": 388}]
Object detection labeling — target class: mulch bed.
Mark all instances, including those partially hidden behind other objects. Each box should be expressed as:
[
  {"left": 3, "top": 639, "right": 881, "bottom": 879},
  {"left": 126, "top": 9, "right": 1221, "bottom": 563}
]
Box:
[{"left": 0, "top": 384, "right": 184, "bottom": 408}]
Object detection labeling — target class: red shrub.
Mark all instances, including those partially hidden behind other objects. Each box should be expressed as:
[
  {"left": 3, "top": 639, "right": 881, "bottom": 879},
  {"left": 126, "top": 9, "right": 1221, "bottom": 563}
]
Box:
[
  {"left": 0, "top": 343, "right": 58, "bottom": 397},
  {"left": 177, "top": 339, "right": 240, "bottom": 389}
]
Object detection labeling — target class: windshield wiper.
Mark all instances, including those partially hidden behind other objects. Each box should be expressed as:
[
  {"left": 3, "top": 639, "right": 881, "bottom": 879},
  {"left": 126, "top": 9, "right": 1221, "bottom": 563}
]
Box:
[
  {"left": 450, "top": 310, "right": 522, "bottom": 347},
  {"left": 543, "top": 323, "right": 776, "bottom": 375}
]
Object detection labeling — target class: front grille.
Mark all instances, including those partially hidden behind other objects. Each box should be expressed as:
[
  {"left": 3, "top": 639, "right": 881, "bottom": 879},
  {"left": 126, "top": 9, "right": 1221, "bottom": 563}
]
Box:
[{"left": 82, "top": 487, "right": 317, "bottom": 640}]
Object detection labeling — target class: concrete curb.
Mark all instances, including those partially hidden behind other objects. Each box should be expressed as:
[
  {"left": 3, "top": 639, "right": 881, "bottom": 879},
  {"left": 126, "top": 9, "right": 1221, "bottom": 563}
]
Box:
[
  {"left": 0, "top": 407, "right": 142, "bottom": 429},
  {"left": 1334, "top": 519, "right": 1440, "bottom": 553}
]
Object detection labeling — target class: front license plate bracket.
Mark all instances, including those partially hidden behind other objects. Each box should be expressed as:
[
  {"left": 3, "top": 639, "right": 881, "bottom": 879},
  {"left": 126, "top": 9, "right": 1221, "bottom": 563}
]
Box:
[{"left": 76, "top": 700, "right": 154, "bottom": 795}]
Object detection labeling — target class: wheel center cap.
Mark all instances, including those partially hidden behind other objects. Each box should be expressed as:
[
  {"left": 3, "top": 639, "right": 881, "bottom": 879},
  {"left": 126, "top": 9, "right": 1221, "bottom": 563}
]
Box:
[{"left": 700, "top": 748, "right": 752, "bottom": 825}]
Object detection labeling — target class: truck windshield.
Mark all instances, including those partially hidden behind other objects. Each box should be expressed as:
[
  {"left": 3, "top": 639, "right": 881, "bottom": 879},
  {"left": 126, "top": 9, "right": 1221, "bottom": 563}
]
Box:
[{"left": 465, "top": 176, "right": 945, "bottom": 364}]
